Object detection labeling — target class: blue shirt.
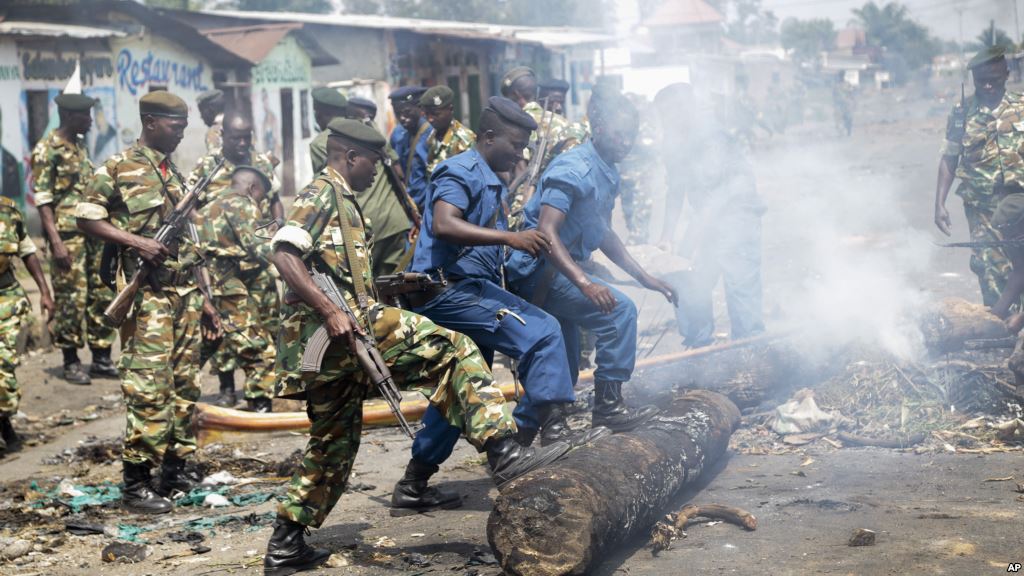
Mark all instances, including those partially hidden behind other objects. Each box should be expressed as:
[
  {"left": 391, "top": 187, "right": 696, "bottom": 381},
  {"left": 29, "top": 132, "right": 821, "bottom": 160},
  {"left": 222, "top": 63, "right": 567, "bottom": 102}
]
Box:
[
  {"left": 411, "top": 148, "right": 505, "bottom": 284},
  {"left": 388, "top": 117, "right": 432, "bottom": 211},
  {"left": 519, "top": 141, "right": 618, "bottom": 263}
]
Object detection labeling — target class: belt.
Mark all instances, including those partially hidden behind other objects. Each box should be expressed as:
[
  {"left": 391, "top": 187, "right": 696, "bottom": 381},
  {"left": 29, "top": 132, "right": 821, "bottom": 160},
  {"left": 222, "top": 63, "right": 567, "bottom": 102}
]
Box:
[{"left": 402, "top": 277, "right": 458, "bottom": 309}]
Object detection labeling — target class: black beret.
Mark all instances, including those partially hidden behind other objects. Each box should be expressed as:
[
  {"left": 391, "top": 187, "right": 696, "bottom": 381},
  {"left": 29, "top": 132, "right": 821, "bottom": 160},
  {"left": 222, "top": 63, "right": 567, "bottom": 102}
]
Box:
[
  {"left": 55, "top": 93, "right": 96, "bottom": 112},
  {"left": 420, "top": 85, "right": 454, "bottom": 108},
  {"left": 347, "top": 96, "right": 377, "bottom": 116},
  {"left": 197, "top": 89, "right": 224, "bottom": 105},
  {"left": 327, "top": 118, "right": 386, "bottom": 152},
  {"left": 968, "top": 45, "right": 1007, "bottom": 69},
  {"left": 389, "top": 85, "right": 427, "bottom": 103},
  {"left": 501, "top": 66, "right": 535, "bottom": 90},
  {"left": 139, "top": 91, "right": 187, "bottom": 118},
  {"left": 232, "top": 165, "right": 272, "bottom": 195},
  {"left": 312, "top": 87, "right": 348, "bottom": 109},
  {"left": 485, "top": 96, "right": 538, "bottom": 131},
  {"left": 539, "top": 79, "right": 570, "bottom": 94}
]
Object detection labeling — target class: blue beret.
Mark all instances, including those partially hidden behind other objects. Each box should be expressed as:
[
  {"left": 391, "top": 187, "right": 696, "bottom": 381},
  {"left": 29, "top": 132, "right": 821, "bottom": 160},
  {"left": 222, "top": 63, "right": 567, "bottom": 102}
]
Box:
[
  {"left": 539, "top": 79, "right": 570, "bottom": 94},
  {"left": 347, "top": 96, "right": 377, "bottom": 116},
  {"left": 389, "top": 86, "right": 427, "bottom": 103},
  {"left": 485, "top": 96, "right": 538, "bottom": 131}
]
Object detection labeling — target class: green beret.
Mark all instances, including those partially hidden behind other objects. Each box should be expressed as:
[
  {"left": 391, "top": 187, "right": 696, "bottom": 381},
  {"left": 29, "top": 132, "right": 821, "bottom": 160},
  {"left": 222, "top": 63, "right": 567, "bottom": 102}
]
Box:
[
  {"left": 326, "top": 118, "right": 386, "bottom": 152},
  {"left": 139, "top": 91, "right": 187, "bottom": 118},
  {"left": 312, "top": 87, "right": 348, "bottom": 109},
  {"left": 420, "top": 85, "right": 454, "bottom": 108},
  {"left": 993, "top": 193, "right": 1024, "bottom": 231},
  {"left": 197, "top": 89, "right": 224, "bottom": 105},
  {"left": 501, "top": 66, "right": 535, "bottom": 90},
  {"left": 54, "top": 93, "right": 96, "bottom": 112},
  {"left": 968, "top": 45, "right": 1007, "bottom": 70}
]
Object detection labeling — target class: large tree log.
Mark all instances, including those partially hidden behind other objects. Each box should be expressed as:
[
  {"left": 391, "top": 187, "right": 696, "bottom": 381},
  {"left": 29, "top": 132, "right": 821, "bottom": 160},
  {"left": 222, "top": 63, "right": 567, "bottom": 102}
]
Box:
[
  {"left": 487, "top": 390, "right": 740, "bottom": 576},
  {"left": 920, "top": 297, "right": 1008, "bottom": 354}
]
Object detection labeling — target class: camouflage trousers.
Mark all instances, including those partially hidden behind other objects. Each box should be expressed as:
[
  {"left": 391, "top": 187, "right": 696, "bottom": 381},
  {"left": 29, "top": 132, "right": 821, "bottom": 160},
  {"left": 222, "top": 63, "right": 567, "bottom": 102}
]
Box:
[
  {"left": 214, "top": 269, "right": 279, "bottom": 374},
  {"left": 964, "top": 203, "right": 1012, "bottom": 307},
  {"left": 118, "top": 287, "right": 202, "bottom": 465},
  {"left": 277, "top": 304, "right": 515, "bottom": 528},
  {"left": 0, "top": 284, "right": 29, "bottom": 415},
  {"left": 211, "top": 293, "right": 276, "bottom": 399},
  {"left": 49, "top": 233, "right": 116, "bottom": 351},
  {"left": 619, "top": 176, "right": 652, "bottom": 245}
]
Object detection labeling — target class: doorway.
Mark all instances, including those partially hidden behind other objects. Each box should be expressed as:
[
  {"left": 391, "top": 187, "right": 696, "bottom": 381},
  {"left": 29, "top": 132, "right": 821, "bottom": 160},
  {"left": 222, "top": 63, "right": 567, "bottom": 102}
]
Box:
[{"left": 280, "top": 88, "right": 295, "bottom": 196}]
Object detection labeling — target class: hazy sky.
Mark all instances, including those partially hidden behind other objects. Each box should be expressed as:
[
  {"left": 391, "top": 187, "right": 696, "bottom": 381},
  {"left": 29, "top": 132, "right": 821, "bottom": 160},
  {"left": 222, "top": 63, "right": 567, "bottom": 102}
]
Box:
[{"left": 762, "top": 0, "right": 1018, "bottom": 43}]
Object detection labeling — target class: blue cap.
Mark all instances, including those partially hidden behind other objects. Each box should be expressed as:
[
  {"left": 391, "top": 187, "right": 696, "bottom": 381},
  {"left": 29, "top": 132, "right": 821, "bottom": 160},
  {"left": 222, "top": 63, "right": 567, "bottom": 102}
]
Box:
[
  {"left": 485, "top": 96, "right": 538, "bottom": 131},
  {"left": 389, "top": 86, "right": 427, "bottom": 103}
]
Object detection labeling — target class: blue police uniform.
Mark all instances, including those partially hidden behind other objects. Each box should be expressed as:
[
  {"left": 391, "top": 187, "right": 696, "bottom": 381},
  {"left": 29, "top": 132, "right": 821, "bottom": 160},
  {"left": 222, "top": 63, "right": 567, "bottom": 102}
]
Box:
[
  {"left": 408, "top": 148, "right": 575, "bottom": 466},
  {"left": 389, "top": 117, "right": 433, "bottom": 211},
  {"left": 661, "top": 116, "right": 765, "bottom": 346},
  {"left": 506, "top": 141, "right": 639, "bottom": 385}
]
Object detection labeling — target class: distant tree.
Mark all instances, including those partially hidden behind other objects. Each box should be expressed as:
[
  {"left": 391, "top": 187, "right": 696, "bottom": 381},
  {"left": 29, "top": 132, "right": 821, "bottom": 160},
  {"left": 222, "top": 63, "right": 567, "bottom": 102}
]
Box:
[
  {"left": 780, "top": 17, "right": 835, "bottom": 64},
  {"left": 345, "top": 0, "right": 606, "bottom": 28},
  {"left": 852, "top": 1, "right": 939, "bottom": 83},
  {"left": 976, "top": 22, "right": 1015, "bottom": 49},
  {"left": 725, "top": 0, "right": 778, "bottom": 44},
  {"left": 231, "top": 0, "right": 332, "bottom": 12}
]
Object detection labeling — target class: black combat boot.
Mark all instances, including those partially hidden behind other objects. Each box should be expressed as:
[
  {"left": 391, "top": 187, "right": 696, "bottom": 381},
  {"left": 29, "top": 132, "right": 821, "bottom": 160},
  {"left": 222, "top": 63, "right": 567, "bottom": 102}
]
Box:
[
  {"left": 122, "top": 461, "right": 173, "bottom": 514},
  {"left": 537, "top": 403, "right": 612, "bottom": 448},
  {"left": 485, "top": 435, "right": 570, "bottom": 488},
  {"left": 390, "top": 458, "right": 462, "bottom": 513},
  {"left": 89, "top": 347, "right": 119, "bottom": 378},
  {"left": 263, "top": 516, "right": 330, "bottom": 576},
  {"left": 213, "top": 371, "right": 237, "bottom": 407},
  {"left": 158, "top": 452, "right": 199, "bottom": 496},
  {"left": 514, "top": 426, "right": 538, "bottom": 447},
  {"left": 247, "top": 397, "right": 273, "bottom": 413},
  {"left": 61, "top": 348, "right": 91, "bottom": 385},
  {"left": 0, "top": 415, "right": 22, "bottom": 453},
  {"left": 591, "top": 381, "right": 659, "bottom": 433}
]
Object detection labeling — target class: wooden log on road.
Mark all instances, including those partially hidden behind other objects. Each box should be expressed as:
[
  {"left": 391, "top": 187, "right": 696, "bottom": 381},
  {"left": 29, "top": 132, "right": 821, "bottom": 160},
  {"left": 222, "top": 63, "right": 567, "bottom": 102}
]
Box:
[{"left": 487, "top": 390, "right": 740, "bottom": 576}]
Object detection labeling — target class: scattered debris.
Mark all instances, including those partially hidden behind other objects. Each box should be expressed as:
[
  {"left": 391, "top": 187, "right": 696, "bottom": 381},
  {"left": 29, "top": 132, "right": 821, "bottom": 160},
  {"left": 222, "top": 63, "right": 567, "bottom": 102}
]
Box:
[
  {"left": 200, "top": 471, "right": 239, "bottom": 487},
  {"left": 466, "top": 549, "right": 498, "bottom": 566},
  {"left": 2, "top": 539, "right": 31, "bottom": 560},
  {"left": 65, "top": 520, "right": 106, "bottom": 536},
  {"left": 203, "top": 493, "right": 230, "bottom": 508},
  {"left": 650, "top": 503, "right": 757, "bottom": 554},
  {"left": 848, "top": 528, "right": 876, "bottom": 547},
  {"left": 769, "top": 389, "right": 844, "bottom": 434},
  {"left": 101, "top": 541, "right": 149, "bottom": 563},
  {"left": 836, "top": 431, "right": 926, "bottom": 448},
  {"left": 325, "top": 553, "right": 351, "bottom": 568}
]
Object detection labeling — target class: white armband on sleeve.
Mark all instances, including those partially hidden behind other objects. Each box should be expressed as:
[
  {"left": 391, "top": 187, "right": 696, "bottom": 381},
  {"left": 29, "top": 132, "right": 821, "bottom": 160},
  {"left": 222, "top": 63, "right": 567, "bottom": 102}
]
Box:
[
  {"left": 18, "top": 235, "right": 38, "bottom": 258},
  {"left": 271, "top": 225, "right": 314, "bottom": 254},
  {"left": 75, "top": 202, "right": 109, "bottom": 220}
]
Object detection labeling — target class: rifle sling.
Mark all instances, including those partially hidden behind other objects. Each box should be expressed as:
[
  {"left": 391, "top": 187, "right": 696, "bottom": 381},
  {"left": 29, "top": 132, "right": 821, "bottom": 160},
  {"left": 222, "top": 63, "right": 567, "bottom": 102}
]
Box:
[
  {"left": 329, "top": 181, "right": 372, "bottom": 316},
  {"left": 404, "top": 122, "right": 432, "bottom": 188}
]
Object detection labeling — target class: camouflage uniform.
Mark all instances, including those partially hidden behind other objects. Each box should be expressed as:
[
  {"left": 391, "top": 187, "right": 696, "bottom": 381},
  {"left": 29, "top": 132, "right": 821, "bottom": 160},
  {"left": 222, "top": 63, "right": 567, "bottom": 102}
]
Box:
[
  {"left": 271, "top": 166, "right": 516, "bottom": 528},
  {"left": 30, "top": 130, "right": 115, "bottom": 351},
  {"left": 77, "top": 143, "right": 203, "bottom": 466},
  {"left": 195, "top": 189, "right": 276, "bottom": 400},
  {"left": 0, "top": 198, "right": 36, "bottom": 416},
  {"left": 424, "top": 119, "right": 475, "bottom": 175},
  {"left": 943, "top": 90, "right": 1024, "bottom": 306},
  {"left": 205, "top": 116, "right": 223, "bottom": 156},
  {"left": 618, "top": 114, "right": 658, "bottom": 245},
  {"left": 189, "top": 152, "right": 282, "bottom": 369}
]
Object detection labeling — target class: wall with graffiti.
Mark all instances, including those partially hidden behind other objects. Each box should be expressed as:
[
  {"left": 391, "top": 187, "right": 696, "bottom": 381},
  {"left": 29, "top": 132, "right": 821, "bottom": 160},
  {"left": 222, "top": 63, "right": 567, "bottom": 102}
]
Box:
[{"left": 0, "top": 40, "right": 24, "bottom": 205}]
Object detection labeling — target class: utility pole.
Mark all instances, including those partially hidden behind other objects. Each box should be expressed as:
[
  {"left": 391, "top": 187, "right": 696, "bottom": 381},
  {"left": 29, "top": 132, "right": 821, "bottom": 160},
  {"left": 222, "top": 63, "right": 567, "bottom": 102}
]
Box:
[{"left": 1014, "top": 0, "right": 1021, "bottom": 46}]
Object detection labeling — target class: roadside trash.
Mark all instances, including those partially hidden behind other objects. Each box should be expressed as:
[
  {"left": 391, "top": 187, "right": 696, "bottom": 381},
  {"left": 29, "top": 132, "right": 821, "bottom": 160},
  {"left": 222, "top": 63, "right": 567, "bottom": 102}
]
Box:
[
  {"left": 769, "top": 390, "right": 841, "bottom": 434},
  {"left": 65, "top": 520, "right": 106, "bottom": 536},
  {"left": 101, "top": 541, "right": 149, "bottom": 563},
  {"left": 200, "top": 471, "right": 239, "bottom": 487},
  {"left": 204, "top": 493, "right": 231, "bottom": 508},
  {"left": 848, "top": 528, "right": 876, "bottom": 546}
]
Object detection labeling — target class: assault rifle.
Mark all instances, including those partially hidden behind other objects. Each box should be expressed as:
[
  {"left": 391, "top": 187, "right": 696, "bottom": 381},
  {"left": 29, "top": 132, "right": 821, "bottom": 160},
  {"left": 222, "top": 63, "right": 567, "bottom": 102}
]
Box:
[
  {"left": 103, "top": 157, "right": 225, "bottom": 326},
  {"left": 300, "top": 268, "right": 416, "bottom": 438},
  {"left": 507, "top": 96, "right": 555, "bottom": 212},
  {"left": 940, "top": 239, "right": 1024, "bottom": 249},
  {"left": 382, "top": 156, "right": 422, "bottom": 234}
]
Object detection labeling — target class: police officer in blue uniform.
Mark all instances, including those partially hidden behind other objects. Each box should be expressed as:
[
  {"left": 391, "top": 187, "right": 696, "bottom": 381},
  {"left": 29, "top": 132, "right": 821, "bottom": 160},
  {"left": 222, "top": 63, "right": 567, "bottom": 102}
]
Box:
[
  {"left": 390, "top": 97, "right": 610, "bottom": 513},
  {"left": 507, "top": 90, "right": 677, "bottom": 432},
  {"left": 388, "top": 86, "right": 433, "bottom": 211}
]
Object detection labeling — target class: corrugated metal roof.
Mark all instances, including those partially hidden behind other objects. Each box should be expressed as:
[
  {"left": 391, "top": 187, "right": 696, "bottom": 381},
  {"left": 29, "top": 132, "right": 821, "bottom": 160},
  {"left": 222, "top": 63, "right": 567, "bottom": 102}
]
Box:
[
  {"left": 202, "top": 22, "right": 337, "bottom": 67},
  {"left": 0, "top": 21, "right": 127, "bottom": 39}
]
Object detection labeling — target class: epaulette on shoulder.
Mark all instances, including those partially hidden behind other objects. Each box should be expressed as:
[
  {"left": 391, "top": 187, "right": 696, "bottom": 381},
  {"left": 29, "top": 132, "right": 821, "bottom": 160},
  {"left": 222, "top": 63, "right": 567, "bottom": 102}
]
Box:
[
  {"left": 297, "top": 177, "right": 333, "bottom": 201},
  {"left": 0, "top": 197, "right": 18, "bottom": 210}
]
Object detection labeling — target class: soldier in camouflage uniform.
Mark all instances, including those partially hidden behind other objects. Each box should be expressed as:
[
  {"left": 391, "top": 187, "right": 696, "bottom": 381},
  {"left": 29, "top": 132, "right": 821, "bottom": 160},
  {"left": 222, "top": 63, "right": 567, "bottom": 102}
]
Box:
[
  {"left": 189, "top": 111, "right": 282, "bottom": 408},
  {"left": 31, "top": 93, "right": 117, "bottom": 385},
  {"left": 344, "top": 96, "right": 418, "bottom": 277},
  {"left": 935, "top": 46, "right": 1024, "bottom": 307},
  {"left": 197, "top": 89, "right": 225, "bottom": 155},
  {"left": 195, "top": 166, "right": 277, "bottom": 413},
  {"left": 0, "top": 198, "right": 54, "bottom": 457},
  {"left": 420, "top": 85, "right": 476, "bottom": 175},
  {"left": 262, "top": 119, "right": 568, "bottom": 575},
  {"left": 617, "top": 94, "right": 658, "bottom": 245},
  {"left": 77, "top": 91, "right": 222, "bottom": 515}
]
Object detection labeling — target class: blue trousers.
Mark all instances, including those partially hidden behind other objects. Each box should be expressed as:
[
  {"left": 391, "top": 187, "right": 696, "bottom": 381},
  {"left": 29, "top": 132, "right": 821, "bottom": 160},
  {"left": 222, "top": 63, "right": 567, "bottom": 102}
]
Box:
[
  {"left": 410, "top": 278, "right": 574, "bottom": 466},
  {"left": 666, "top": 207, "right": 764, "bottom": 347},
  {"left": 516, "top": 266, "right": 638, "bottom": 385}
]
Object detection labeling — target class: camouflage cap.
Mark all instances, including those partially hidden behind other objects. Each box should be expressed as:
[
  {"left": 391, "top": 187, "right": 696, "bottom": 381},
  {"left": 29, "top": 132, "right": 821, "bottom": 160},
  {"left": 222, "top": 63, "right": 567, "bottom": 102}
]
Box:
[
  {"left": 420, "top": 85, "right": 454, "bottom": 108},
  {"left": 968, "top": 45, "right": 1007, "bottom": 70},
  {"left": 501, "top": 66, "right": 536, "bottom": 90},
  {"left": 54, "top": 93, "right": 96, "bottom": 111},
  {"left": 139, "top": 90, "right": 187, "bottom": 118},
  {"left": 539, "top": 78, "right": 570, "bottom": 94},
  {"left": 485, "top": 96, "right": 538, "bottom": 131},
  {"left": 312, "top": 87, "right": 348, "bottom": 109},
  {"left": 389, "top": 85, "right": 427, "bottom": 103},
  {"left": 993, "top": 193, "right": 1024, "bottom": 232},
  {"left": 327, "top": 118, "right": 386, "bottom": 152},
  {"left": 197, "top": 89, "right": 224, "bottom": 105}
]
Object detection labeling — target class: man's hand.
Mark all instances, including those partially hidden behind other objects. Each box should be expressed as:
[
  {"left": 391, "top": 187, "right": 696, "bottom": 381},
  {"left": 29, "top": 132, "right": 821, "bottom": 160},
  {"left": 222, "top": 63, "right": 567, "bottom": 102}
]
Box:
[
  {"left": 134, "top": 237, "right": 170, "bottom": 265},
  {"left": 407, "top": 225, "right": 419, "bottom": 245},
  {"left": 935, "top": 204, "right": 952, "bottom": 236},
  {"left": 323, "top": 307, "right": 365, "bottom": 354},
  {"left": 51, "top": 240, "right": 72, "bottom": 272},
  {"left": 39, "top": 292, "right": 54, "bottom": 322},
  {"left": 581, "top": 280, "right": 617, "bottom": 314},
  {"left": 642, "top": 274, "right": 679, "bottom": 306},
  {"left": 506, "top": 230, "right": 551, "bottom": 257},
  {"left": 201, "top": 297, "right": 223, "bottom": 341}
]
